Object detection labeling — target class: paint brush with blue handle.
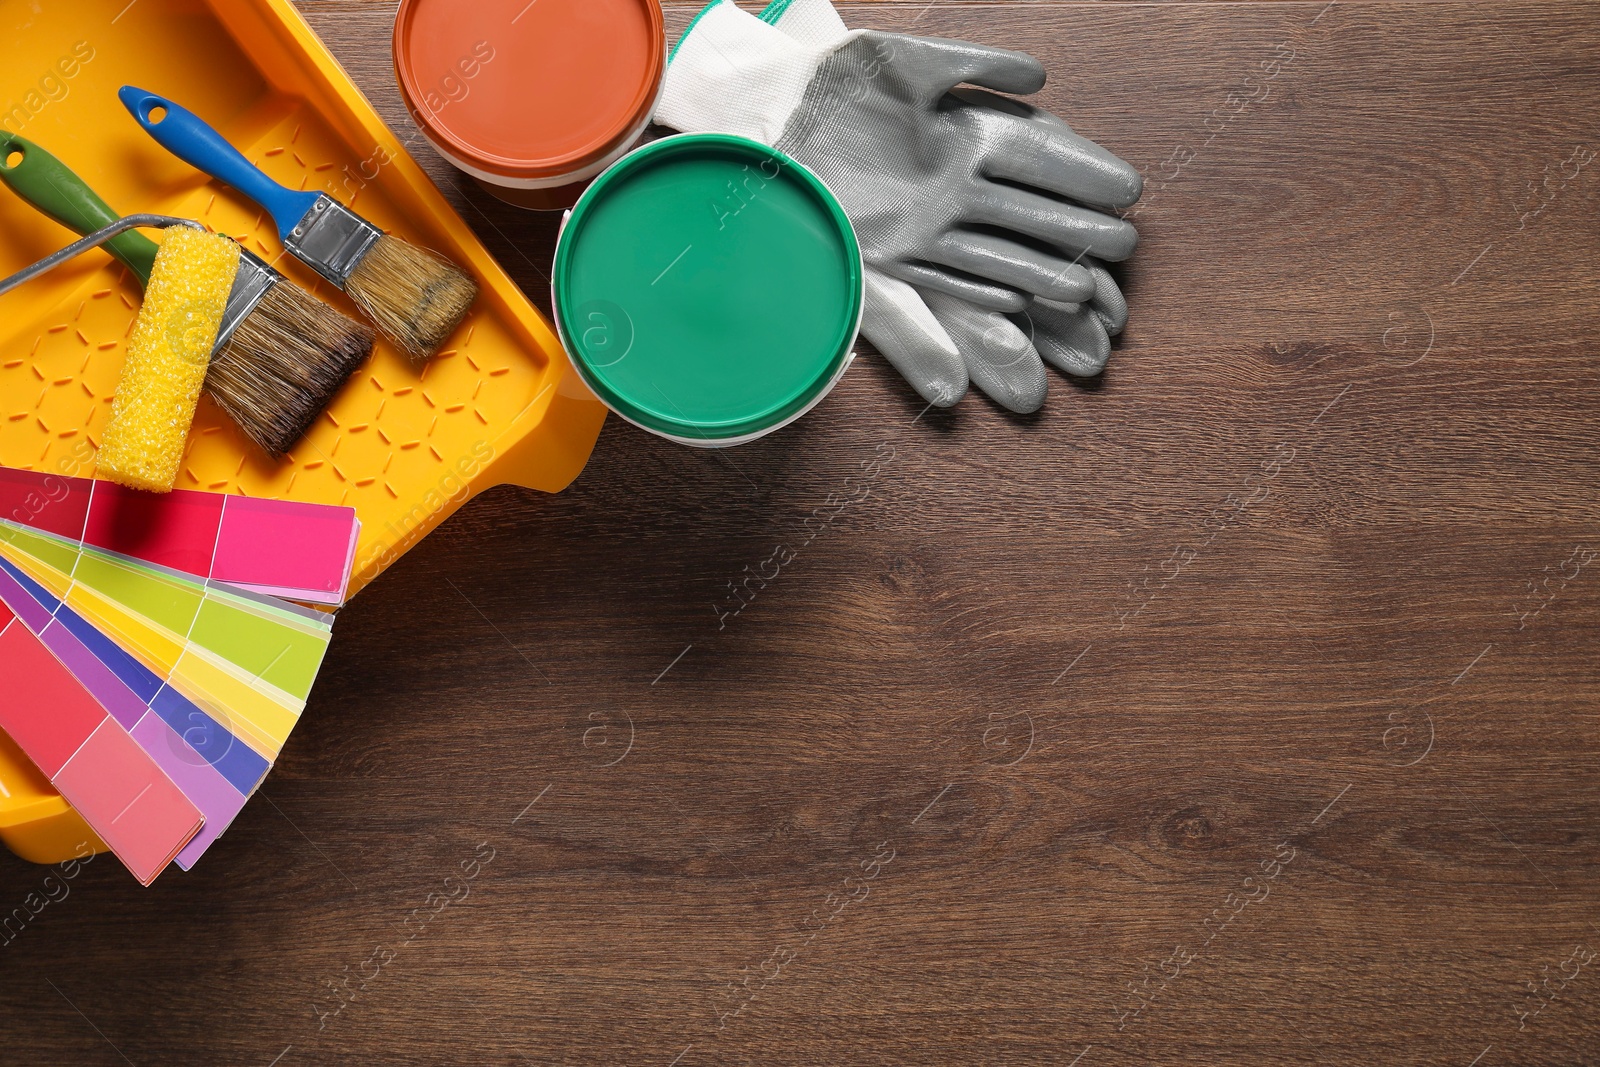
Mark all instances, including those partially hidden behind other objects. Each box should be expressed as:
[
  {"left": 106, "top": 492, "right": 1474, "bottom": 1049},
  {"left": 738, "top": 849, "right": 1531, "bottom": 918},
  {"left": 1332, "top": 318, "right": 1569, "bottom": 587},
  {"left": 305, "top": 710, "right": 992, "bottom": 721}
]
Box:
[{"left": 120, "top": 85, "right": 477, "bottom": 362}]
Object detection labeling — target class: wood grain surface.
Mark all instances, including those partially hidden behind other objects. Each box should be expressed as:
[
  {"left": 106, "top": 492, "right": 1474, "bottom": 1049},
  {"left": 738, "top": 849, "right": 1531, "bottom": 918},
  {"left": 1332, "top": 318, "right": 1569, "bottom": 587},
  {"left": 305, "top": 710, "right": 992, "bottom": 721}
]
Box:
[{"left": 3, "top": 2, "right": 1599, "bottom": 1065}]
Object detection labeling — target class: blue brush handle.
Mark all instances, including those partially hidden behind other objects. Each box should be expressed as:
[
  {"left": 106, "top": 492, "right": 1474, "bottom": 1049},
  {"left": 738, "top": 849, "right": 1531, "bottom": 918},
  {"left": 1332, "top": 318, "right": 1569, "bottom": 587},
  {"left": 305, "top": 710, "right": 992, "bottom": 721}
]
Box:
[{"left": 119, "top": 86, "right": 320, "bottom": 243}]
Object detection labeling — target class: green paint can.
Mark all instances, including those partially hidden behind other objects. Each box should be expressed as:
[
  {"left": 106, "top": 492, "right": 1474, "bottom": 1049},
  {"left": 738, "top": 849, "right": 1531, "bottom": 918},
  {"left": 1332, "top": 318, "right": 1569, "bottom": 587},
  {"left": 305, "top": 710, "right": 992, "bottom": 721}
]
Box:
[{"left": 553, "top": 134, "right": 863, "bottom": 447}]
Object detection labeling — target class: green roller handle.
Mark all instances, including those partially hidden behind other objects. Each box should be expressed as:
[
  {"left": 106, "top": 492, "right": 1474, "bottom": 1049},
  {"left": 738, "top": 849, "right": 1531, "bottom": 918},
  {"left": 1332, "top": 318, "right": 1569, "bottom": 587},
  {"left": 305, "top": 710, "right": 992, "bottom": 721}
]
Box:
[{"left": 0, "top": 132, "right": 158, "bottom": 285}]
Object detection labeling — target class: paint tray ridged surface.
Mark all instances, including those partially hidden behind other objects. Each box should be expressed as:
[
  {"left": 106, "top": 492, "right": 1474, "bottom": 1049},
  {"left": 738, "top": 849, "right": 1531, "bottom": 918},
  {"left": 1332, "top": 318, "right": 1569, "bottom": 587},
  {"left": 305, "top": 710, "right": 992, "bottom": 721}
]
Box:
[{"left": 0, "top": 0, "right": 607, "bottom": 602}]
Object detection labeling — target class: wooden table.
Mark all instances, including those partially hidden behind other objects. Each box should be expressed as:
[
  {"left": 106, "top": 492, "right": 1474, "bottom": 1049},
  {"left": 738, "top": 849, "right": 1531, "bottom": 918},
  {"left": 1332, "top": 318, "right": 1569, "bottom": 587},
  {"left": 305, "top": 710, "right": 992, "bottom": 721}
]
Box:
[{"left": 5, "top": 2, "right": 1598, "bottom": 1064}]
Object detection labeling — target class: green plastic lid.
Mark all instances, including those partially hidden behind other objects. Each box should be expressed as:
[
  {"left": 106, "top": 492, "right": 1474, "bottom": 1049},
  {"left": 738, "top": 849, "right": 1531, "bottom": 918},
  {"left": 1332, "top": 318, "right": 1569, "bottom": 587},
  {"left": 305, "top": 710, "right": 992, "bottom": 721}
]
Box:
[{"left": 553, "top": 134, "right": 863, "bottom": 445}]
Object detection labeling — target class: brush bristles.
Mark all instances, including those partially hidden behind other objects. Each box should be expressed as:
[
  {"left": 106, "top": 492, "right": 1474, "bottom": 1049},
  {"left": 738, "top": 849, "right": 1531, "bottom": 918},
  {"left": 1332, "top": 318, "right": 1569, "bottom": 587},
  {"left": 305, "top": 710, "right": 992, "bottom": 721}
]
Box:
[
  {"left": 344, "top": 235, "right": 477, "bottom": 362},
  {"left": 205, "top": 280, "right": 375, "bottom": 457}
]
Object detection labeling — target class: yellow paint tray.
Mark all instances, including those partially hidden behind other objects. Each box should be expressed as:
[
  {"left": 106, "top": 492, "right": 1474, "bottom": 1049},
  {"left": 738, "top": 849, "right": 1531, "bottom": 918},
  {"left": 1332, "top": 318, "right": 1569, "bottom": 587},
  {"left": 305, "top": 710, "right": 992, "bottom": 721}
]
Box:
[
  {"left": 0, "top": 0, "right": 607, "bottom": 600},
  {"left": 0, "top": 727, "right": 103, "bottom": 867},
  {"left": 0, "top": 0, "right": 608, "bottom": 864}
]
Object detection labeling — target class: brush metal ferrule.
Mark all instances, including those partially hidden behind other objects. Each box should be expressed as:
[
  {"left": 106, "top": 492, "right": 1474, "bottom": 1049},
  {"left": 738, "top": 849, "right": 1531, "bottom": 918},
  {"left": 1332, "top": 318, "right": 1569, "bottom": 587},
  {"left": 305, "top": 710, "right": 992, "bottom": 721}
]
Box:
[
  {"left": 284, "top": 195, "right": 382, "bottom": 289},
  {"left": 212, "top": 248, "right": 281, "bottom": 353}
]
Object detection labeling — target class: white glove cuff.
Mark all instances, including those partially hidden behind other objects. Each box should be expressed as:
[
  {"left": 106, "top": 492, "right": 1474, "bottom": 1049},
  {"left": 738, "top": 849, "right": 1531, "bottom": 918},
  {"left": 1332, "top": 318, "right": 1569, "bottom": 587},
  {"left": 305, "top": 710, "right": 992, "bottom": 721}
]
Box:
[
  {"left": 761, "top": 0, "right": 849, "bottom": 47},
  {"left": 657, "top": 0, "right": 821, "bottom": 145}
]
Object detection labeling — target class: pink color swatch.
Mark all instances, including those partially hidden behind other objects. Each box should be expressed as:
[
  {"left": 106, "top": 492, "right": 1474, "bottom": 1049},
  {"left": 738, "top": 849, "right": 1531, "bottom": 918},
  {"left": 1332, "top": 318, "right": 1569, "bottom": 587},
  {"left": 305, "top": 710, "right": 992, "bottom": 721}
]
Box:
[
  {"left": 210, "top": 494, "right": 358, "bottom": 600},
  {"left": 53, "top": 723, "right": 204, "bottom": 885}
]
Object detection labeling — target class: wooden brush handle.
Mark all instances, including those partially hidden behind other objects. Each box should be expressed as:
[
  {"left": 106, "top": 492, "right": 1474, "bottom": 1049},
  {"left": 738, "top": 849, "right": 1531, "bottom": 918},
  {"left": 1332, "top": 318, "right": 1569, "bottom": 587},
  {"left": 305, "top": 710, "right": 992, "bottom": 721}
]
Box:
[{"left": 0, "top": 132, "right": 158, "bottom": 285}]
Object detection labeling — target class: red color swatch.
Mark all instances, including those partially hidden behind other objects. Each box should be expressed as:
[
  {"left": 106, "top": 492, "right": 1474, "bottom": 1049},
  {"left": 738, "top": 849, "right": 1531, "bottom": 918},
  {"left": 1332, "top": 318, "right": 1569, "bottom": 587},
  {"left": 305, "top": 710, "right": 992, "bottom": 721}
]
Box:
[
  {"left": 0, "top": 623, "right": 106, "bottom": 777},
  {"left": 0, "top": 466, "right": 91, "bottom": 541},
  {"left": 82, "top": 481, "right": 225, "bottom": 577}
]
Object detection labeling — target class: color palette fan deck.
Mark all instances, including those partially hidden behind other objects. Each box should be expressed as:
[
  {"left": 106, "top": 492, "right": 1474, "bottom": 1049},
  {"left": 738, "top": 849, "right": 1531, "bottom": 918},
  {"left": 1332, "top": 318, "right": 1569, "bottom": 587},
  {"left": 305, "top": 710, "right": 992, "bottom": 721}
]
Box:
[{"left": 0, "top": 464, "right": 356, "bottom": 883}]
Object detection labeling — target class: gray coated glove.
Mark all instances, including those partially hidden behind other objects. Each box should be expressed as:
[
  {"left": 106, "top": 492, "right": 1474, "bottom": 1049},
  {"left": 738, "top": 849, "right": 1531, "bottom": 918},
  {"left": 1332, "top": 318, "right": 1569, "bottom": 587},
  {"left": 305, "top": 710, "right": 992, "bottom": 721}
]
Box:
[
  {"left": 913, "top": 85, "right": 1134, "bottom": 409},
  {"left": 926, "top": 263, "right": 1129, "bottom": 411},
  {"left": 658, "top": 0, "right": 1141, "bottom": 411}
]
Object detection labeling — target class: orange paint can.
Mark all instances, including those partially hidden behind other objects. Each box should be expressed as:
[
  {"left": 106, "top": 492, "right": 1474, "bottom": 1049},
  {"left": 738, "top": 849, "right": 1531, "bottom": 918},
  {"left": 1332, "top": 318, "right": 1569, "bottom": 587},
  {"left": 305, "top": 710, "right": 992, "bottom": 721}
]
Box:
[{"left": 393, "top": 0, "right": 667, "bottom": 210}]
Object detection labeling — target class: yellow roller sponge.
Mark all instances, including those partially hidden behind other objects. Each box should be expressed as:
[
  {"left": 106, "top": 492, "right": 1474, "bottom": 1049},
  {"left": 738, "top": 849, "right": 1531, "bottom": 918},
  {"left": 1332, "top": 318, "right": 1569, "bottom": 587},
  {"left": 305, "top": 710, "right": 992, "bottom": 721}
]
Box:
[{"left": 97, "top": 228, "right": 240, "bottom": 493}]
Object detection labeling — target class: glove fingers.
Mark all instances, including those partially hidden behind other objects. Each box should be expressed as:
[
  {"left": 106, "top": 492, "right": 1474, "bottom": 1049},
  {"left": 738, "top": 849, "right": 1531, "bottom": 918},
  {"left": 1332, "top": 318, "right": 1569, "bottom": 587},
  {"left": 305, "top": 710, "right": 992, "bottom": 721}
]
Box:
[
  {"left": 1022, "top": 297, "right": 1113, "bottom": 377},
  {"left": 949, "top": 86, "right": 1072, "bottom": 132},
  {"left": 1086, "top": 262, "right": 1130, "bottom": 335},
  {"left": 880, "top": 260, "right": 1030, "bottom": 313},
  {"left": 927, "top": 230, "right": 1096, "bottom": 303},
  {"left": 983, "top": 122, "right": 1143, "bottom": 211},
  {"left": 875, "top": 32, "right": 1046, "bottom": 101},
  {"left": 922, "top": 289, "right": 1049, "bottom": 414},
  {"left": 860, "top": 270, "right": 970, "bottom": 407},
  {"left": 967, "top": 185, "right": 1139, "bottom": 262}
]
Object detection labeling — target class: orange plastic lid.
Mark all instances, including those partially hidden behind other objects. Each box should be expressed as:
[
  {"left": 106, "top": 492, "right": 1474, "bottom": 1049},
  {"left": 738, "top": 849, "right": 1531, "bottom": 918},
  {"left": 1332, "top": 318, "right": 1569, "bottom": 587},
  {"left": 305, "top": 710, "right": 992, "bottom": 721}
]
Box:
[{"left": 393, "top": 0, "right": 665, "bottom": 182}]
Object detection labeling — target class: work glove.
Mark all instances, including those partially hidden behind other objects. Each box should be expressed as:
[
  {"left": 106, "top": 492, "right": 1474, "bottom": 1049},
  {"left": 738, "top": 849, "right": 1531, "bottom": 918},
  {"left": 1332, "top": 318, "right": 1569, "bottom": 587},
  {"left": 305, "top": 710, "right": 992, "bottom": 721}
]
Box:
[
  {"left": 657, "top": 0, "right": 1142, "bottom": 412},
  {"left": 765, "top": 2, "right": 1135, "bottom": 390}
]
